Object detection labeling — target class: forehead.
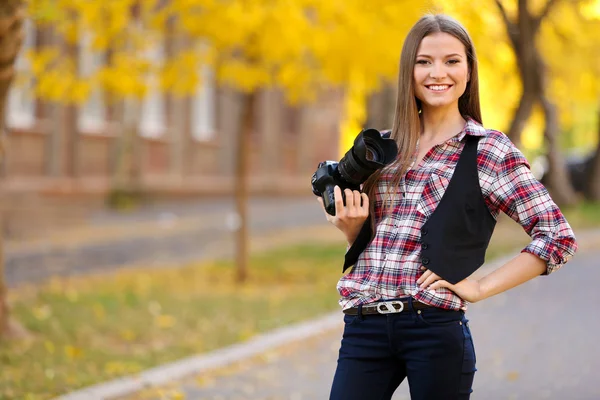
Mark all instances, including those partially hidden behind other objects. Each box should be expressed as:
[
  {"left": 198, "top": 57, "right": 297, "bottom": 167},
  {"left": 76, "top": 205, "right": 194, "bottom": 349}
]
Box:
[{"left": 417, "top": 32, "right": 466, "bottom": 56}]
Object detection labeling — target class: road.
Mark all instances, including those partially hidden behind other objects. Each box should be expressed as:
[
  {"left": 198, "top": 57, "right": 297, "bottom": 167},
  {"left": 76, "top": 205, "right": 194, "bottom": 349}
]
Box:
[
  {"left": 158, "top": 249, "right": 599, "bottom": 400},
  {"left": 5, "top": 196, "right": 326, "bottom": 286}
]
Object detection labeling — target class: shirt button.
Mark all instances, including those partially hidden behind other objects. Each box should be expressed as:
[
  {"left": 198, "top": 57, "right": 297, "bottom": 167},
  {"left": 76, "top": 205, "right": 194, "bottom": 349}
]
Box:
[
  {"left": 422, "top": 257, "right": 430, "bottom": 265},
  {"left": 422, "top": 228, "right": 428, "bottom": 236},
  {"left": 422, "top": 243, "right": 429, "bottom": 250},
  {"left": 383, "top": 254, "right": 387, "bottom": 260}
]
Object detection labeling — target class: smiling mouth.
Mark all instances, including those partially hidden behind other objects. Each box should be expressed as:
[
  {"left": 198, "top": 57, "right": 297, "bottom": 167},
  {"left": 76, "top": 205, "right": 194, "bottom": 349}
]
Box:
[{"left": 425, "top": 85, "right": 452, "bottom": 92}]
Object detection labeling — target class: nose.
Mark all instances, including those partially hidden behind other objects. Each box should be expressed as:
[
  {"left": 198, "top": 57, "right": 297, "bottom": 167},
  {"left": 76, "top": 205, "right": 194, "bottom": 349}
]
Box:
[{"left": 429, "top": 62, "right": 447, "bottom": 80}]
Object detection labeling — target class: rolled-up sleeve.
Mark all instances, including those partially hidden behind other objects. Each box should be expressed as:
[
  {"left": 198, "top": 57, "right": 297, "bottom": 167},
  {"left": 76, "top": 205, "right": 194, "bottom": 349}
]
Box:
[{"left": 488, "top": 144, "right": 578, "bottom": 275}]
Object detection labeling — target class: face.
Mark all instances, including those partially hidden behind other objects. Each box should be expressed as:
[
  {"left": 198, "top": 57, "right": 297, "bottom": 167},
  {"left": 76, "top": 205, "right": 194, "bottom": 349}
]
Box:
[{"left": 413, "top": 32, "right": 470, "bottom": 111}]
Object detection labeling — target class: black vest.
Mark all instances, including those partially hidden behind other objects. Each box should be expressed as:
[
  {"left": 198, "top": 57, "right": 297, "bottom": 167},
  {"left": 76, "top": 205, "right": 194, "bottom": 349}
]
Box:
[{"left": 343, "top": 135, "right": 496, "bottom": 284}]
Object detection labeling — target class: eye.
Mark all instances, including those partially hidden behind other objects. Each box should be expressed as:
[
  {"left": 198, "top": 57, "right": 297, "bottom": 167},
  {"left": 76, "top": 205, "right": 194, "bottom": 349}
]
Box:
[
  {"left": 416, "top": 59, "right": 429, "bottom": 65},
  {"left": 447, "top": 59, "right": 460, "bottom": 65}
]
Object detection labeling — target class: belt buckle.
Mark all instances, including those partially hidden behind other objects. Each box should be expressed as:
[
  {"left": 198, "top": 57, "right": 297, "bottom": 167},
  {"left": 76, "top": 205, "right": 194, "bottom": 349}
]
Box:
[{"left": 376, "top": 301, "right": 405, "bottom": 314}]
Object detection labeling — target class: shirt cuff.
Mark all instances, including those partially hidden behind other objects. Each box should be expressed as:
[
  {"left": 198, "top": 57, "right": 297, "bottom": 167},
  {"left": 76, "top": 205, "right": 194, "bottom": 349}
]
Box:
[{"left": 521, "top": 236, "right": 572, "bottom": 275}]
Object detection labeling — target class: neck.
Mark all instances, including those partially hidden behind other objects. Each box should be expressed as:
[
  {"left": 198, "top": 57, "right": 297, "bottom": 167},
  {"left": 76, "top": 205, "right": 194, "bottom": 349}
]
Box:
[{"left": 419, "top": 105, "right": 466, "bottom": 143}]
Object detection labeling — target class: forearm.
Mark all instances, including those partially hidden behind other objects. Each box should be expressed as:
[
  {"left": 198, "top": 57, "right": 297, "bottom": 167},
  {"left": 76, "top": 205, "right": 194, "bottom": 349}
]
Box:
[{"left": 477, "top": 252, "right": 547, "bottom": 301}]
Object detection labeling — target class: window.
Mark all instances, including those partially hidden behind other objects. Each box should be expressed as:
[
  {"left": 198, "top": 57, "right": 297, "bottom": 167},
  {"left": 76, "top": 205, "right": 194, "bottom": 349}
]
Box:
[
  {"left": 191, "top": 64, "right": 216, "bottom": 141},
  {"left": 78, "top": 31, "right": 106, "bottom": 133},
  {"left": 7, "top": 18, "right": 36, "bottom": 129},
  {"left": 139, "top": 37, "right": 166, "bottom": 138}
]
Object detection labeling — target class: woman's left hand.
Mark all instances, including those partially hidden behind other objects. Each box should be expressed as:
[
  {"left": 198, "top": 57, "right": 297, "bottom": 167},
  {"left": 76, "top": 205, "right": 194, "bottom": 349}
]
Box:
[{"left": 418, "top": 268, "right": 483, "bottom": 303}]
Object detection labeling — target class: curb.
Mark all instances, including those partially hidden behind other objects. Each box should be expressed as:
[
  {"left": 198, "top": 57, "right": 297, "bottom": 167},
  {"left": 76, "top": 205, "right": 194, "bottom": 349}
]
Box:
[
  {"left": 54, "top": 312, "right": 342, "bottom": 400},
  {"left": 54, "top": 227, "right": 600, "bottom": 400}
]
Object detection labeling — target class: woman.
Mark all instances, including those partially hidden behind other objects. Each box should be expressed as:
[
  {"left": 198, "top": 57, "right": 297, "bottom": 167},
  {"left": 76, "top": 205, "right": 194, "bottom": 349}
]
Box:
[{"left": 317, "top": 14, "right": 577, "bottom": 400}]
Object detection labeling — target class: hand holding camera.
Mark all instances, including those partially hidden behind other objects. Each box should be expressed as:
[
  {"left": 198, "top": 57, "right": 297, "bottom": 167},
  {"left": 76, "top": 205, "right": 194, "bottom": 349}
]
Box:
[
  {"left": 317, "top": 185, "right": 370, "bottom": 245},
  {"left": 312, "top": 128, "right": 398, "bottom": 243}
]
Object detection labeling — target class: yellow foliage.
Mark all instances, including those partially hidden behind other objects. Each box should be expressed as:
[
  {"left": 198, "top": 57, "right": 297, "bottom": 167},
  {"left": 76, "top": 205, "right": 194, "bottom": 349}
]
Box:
[
  {"left": 339, "top": 75, "right": 368, "bottom": 158},
  {"left": 32, "top": 304, "right": 52, "bottom": 321},
  {"left": 64, "top": 345, "right": 83, "bottom": 360},
  {"left": 237, "top": 326, "right": 256, "bottom": 342},
  {"left": 581, "top": 0, "right": 600, "bottom": 19},
  {"left": 166, "top": 390, "right": 187, "bottom": 400},
  {"left": 43, "top": 340, "right": 55, "bottom": 355},
  {"left": 521, "top": 106, "right": 545, "bottom": 152},
  {"left": 24, "top": 0, "right": 600, "bottom": 152},
  {"left": 93, "top": 303, "right": 106, "bottom": 320},
  {"left": 119, "top": 329, "right": 137, "bottom": 342},
  {"left": 154, "top": 314, "right": 177, "bottom": 329}
]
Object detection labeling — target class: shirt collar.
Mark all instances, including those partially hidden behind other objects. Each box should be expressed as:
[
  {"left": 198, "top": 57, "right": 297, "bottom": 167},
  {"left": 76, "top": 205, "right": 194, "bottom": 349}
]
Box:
[{"left": 454, "top": 117, "right": 487, "bottom": 142}]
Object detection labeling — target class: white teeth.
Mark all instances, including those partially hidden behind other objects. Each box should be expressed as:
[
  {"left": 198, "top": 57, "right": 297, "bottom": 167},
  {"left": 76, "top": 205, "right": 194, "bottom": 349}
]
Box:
[{"left": 428, "top": 85, "right": 449, "bottom": 91}]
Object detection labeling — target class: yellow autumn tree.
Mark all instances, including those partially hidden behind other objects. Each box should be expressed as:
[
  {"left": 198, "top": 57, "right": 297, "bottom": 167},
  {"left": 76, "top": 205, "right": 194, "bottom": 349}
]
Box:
[
  {"left": 27, "top": 0, "right": 434, "bottom": 281},
  {"left": 0, "top": 0, "right": 30, "bottom": 339},
  {"left": 437, "top": 0, "right": 600, "bottom": 205}
]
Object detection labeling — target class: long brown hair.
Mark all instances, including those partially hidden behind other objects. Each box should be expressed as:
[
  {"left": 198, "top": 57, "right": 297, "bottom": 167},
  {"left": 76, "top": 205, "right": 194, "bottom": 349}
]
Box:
[{"left": 363, "top": 14, "right": 482, "bottom": 228}]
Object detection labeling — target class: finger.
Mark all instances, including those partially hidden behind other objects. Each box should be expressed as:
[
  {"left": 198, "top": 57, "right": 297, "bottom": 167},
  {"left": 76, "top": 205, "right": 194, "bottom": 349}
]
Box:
[
  {"left": 360, "top": 193, "right": 369, "bottom": 211},
  {"left": 334, "top": 186, "right": 344, "bottom": 215},
  {"left": 353, "top": 191, "right": 361, "bottom": 209},
  {"left": 344, "top": 189, "right": 354, "bottom": 208},
  {"left": 420, "top": 273, "right": 441, "bottom": 289},
  {"left": 416, "top": 270, "right": 432, "bottom": 285},
  {"left": 429, "top": 280, "right": 451, "bottom": 291}
]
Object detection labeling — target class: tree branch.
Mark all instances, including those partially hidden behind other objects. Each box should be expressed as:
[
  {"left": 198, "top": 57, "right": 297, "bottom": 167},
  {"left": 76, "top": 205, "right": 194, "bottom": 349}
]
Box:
[
  {"left": 494, "top": 0, "right": 513, "bottom": 31},
  {"left": 494, "top": 0, "right": 519, "bottom": 46},
  {"left": 533, "top": 0, "right": 558, "bottom": 32}
]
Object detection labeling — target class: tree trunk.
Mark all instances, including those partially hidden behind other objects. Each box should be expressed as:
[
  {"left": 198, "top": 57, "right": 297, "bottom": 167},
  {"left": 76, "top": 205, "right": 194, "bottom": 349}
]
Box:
[
  {"left": 366, "top": 84, "right": 395, "bottom": 131},
  {"left": 109, "top": 97, "right": 142, "bottom": 208},
  {"left": 65, "top": 26, "right": 79, "bottom": 178},
  {"left": 235, "top": 92, "right": 255, "bottom": 283},
  {"left": 584, "top": 102, "right": 600, "bottom": 201},
  {"left": 494, "top": 0, "right": 576, "bottom": 205},
  {"left": 506, "top": 91, "right": 535, "bottom": 148},
  {"left": 0, "top": 0, "right": 30, "bottom": 340},
  {"left": 540, "top": 94, "right": 578, "bottom": 206}
]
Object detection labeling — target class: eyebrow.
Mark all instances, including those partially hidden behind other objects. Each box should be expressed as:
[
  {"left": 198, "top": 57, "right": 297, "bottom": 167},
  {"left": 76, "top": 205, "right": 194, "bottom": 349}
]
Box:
[{"left": 416, "top": 53, "right": 464, "bottom": 58}]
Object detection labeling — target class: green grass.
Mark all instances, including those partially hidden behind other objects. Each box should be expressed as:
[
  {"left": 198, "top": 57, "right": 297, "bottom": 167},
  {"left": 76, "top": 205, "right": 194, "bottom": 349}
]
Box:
[
  {"left": 563, "top": 201, "right": 600, "bottom": 229},
  {"left": 0, "top": 243, "right": 347, "bottom": 399}
]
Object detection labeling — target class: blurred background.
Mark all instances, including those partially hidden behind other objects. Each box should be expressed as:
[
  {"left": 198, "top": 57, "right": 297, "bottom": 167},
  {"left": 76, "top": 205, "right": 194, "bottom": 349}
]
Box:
[{"left": 0, "top": 0, "right": 599, "bottom": 399}]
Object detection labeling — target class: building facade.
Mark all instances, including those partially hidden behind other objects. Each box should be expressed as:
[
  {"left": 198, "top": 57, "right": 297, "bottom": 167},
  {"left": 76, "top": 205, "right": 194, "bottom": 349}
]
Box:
[{"left": 3, "top": 18, "right": 344, "bottom": 200}]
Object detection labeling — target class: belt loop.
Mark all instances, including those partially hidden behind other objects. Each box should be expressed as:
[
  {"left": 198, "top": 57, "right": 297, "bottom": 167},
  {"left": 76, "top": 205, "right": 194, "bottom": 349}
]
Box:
[
  {"left": 408, "top": 296, "right": 416, "bottom": 314},
  {"left": 407, "top": 296, "right": 418, "bottom": 322},
  {"left": 357, "top": 304, "right": 364, "bottom": 321}
]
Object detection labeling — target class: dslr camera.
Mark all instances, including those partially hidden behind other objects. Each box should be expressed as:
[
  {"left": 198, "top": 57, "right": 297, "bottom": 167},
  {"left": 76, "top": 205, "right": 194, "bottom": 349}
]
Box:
[{"left": 311, "top": 128, "right": 398, "bottom": 216}]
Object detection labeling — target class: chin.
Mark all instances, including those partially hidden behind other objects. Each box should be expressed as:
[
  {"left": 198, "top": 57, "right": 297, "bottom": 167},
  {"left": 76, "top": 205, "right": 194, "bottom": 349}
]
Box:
[{"left": 422, "top": 100, "right": 455, "bottom": 109}]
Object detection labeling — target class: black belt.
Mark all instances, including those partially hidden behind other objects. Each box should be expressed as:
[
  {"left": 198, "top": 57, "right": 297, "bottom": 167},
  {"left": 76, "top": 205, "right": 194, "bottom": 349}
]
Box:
[{"left": 343, "top": 299, "right": 434, "bottom": 316}]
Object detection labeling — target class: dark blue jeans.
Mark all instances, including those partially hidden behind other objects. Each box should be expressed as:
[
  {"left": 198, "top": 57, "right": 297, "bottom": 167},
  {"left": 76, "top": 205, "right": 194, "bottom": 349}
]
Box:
[{"left": 330, "top": 300, "right": 476, "bottom": 400}]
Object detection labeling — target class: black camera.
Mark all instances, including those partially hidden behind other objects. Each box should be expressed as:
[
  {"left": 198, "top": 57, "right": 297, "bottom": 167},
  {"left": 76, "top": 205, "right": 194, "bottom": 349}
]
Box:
[{"left": 311, "top": 128, "right": 398, "bottom": 216}]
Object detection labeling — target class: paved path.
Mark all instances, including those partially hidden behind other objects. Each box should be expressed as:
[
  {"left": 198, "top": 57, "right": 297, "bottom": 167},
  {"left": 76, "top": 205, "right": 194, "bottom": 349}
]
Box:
[
  {"left": 129, "top": 249, "right": 600, "bottom": 400},
  {"left": 5, "top": 196, "right": 326, "bottom": 286}
]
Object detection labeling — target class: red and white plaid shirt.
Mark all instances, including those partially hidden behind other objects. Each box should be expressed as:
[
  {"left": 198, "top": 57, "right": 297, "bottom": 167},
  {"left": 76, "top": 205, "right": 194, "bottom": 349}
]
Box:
[{"left": 337, "top": 118, "right": 578, "bottom": 311}]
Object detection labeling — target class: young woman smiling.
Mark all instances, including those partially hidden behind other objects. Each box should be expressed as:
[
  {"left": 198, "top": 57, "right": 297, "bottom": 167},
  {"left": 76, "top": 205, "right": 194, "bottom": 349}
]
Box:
[{"left": 318, "top": 14, "right": 577, "bottom": 400}]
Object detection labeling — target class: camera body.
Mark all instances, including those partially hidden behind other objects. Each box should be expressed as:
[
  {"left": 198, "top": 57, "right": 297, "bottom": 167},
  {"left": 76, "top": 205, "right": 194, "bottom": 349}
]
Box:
[{"left": 311, "top": 128, "right": 398, "bottom": 216}]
